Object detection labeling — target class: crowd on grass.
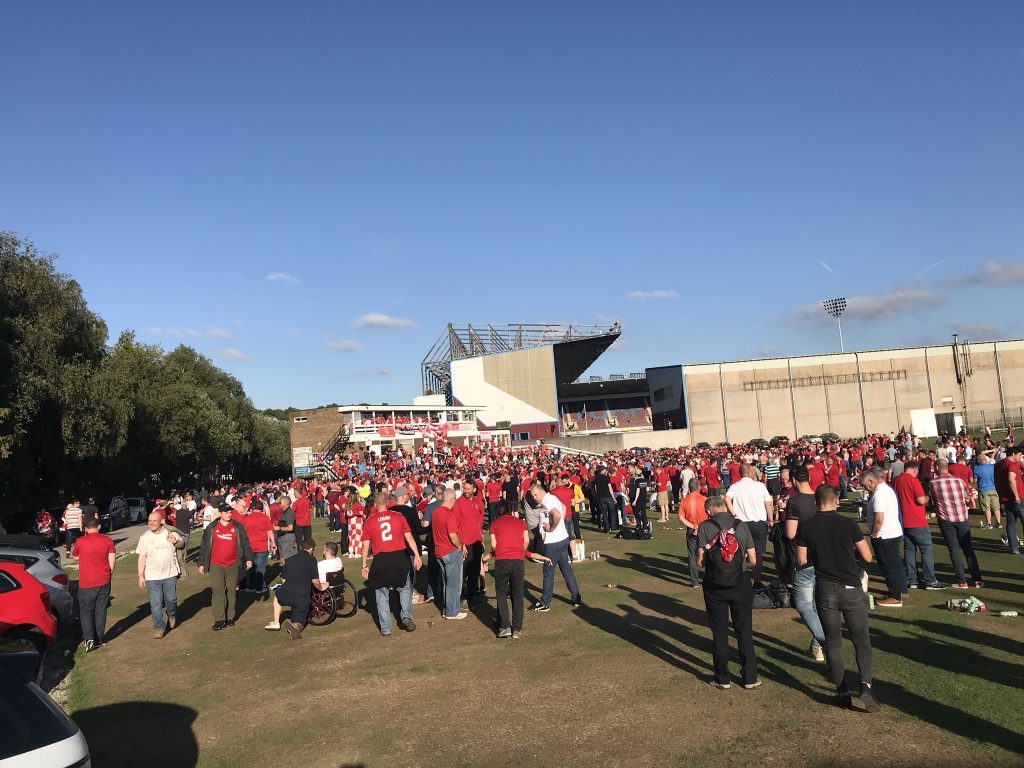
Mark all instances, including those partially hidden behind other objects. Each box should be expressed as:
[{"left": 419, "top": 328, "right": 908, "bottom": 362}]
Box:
[{"left": 60, "top": 425, "right": 1024, "bottom": 712}]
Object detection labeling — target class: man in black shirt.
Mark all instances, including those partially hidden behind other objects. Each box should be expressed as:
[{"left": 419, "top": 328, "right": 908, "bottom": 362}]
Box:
[
  {"left": 594, "top": 467, "right": 617, "bottom": 533},
  {"left": 390, "top": 485, "right": 427, "bottom": 603},
  {"left": 265, "top": 538, "right": 324, "bottom": 639},
  {"left": 629, "top": 467, "right": 650, "bottom": 533},
  {"left": 784, "top": 467, "right": 826, "bottom": 662},
  {"left": 795, "top": 485, "right": 879, "bottom": 712},
  {"left": 501, "top": 471, "right": 520, "bottom": 509}
]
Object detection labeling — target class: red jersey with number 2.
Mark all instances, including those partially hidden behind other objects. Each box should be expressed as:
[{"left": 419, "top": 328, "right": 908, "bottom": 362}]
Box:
[{"left": 361, "top": 511, "right": 410, "bottom": 554}]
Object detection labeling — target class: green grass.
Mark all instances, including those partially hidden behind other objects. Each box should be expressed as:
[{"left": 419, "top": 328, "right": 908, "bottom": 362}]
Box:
[{"left": 65, "top": 510, "right": 1024, "bottom": 767}]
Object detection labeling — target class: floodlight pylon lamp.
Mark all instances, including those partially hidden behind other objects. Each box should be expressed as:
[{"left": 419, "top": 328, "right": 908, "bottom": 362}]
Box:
[{"left": 821, "top": 297, "right": 847, "bottom": 352}]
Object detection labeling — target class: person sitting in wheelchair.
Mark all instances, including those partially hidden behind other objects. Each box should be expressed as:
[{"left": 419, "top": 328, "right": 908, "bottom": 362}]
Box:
[
  {"left": 318, "top": 541, "right": 344, "bottom": 586},
  {"left": 264, "top": 538, "right": 326, "bottom": 639}
]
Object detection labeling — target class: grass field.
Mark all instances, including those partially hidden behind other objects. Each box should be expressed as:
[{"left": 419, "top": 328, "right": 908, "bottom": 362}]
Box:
[{"left": 64, "top": 506, "right": 1024, "bottom": 768}]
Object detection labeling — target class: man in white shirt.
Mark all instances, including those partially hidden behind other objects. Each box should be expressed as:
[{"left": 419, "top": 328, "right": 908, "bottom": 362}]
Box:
[
  {"left": 318, "top": 541, "right": 344, "bottom": 584},
  {"left": 136, "top": 511, "right": 185, "bottom": 639},
  {"left": 724, "top": 464, "right": 775, "bottom": 585},
  {"left": 200, "top": 497, "right": 217, "bottom": 529},
  {"left": 862, "top": 467, "right": 906, "bottom": 607},
  {"left": 528, "top": 482, "right": 581, "bottom": 612}
]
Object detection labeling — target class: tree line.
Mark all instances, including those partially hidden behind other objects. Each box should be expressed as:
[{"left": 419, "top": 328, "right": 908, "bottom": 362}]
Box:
[{"left": 0, "top": 232, "right": 290, "bottom": 530}]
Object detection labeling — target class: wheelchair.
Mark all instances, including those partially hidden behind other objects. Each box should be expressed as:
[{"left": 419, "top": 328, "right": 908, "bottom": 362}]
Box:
[{"left": 308, "top": 569, "right": 358, "bottom": 626}]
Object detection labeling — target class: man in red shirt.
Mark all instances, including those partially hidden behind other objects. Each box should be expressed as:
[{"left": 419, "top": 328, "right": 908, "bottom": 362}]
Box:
[
  {"left": 995, "top": 445, "right": 1024, "bottom": 553},
  {"left": 893, "top": 461, "right": 944, "bottom": 590},
  {"left": 361, "top": 492, "right": 422, "bottom": 636},
  {"left": 485, "top": 474, "right": 503, "bottom": 527},
  {"left": 238, "top": 498, "right": 274, "bottom": 597},
  {"left": 292, "top": 489, "right": 313, "bottom": 547},
  {"left": 656, "top": 465, "right": 671, "bottom": 523},
  {"left": 431, "top": 489, "right": 467, "bottom": 620},
  {"left": 198, "top": 505, "right": 253, "bottom": 631},
  {"left": 72, "top": 516, "right": 116, "bottom": 651},
  {"left": 701, "top": 461, "right": 721, "bottom": 497},
  {"left": 481, "top": 501, "right": 550, "bottom": 638},
  {"left": 456, "top": 480, "right": 486, "bottom": 605}
]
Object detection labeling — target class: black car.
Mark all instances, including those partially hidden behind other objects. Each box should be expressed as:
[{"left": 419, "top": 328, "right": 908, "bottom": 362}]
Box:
[
  {"left": 97, "top": 496, "right": 132, "bottom": 532},
  {"left": 749, "top": 438, "right": 770, "bottom": 449},
  {"left": 769, "top": 435, "right": 790, "bottom": 448}
]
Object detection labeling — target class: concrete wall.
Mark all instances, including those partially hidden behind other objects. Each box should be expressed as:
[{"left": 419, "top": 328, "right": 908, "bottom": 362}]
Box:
[
  {"left": 683, "top": 340, "right": 1024, "bottom": 444},
  {"left": 451, "top": 348, "right": 558, "bottom": 432},
  {"left": 554, "top": 428, "right": 692, "bottom": 455}
]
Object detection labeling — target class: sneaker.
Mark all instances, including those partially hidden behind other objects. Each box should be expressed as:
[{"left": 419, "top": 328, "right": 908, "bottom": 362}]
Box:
[
  {"left": 860, "top": 571, "right": 869, "bottom": 593},
  {"left": 972, "top": 580, "right": 985, "bottom": 588},
  {"left": 225, "top": 619, "right": 236, "bottom": 627},
  {"left": 401, "top": 618, "right": 416, "bottom": 632},
  {"left": 167, "top": 615, "right": 177, "bottom": 630},
  {"left": 511, "top": 630, "right": 521, "bottom": 639},
  {"left": 443, "top": 612, "right": 468, "bottom": 620},
  {"left": 83, "top": 639, "right": 95, "bottom": 653},
  {"left": 264, "top": 622, "right": 281, "bottom": 631},
  {"left": 860, "top": 684, "right": 881, "bottom": 713},
  {"left": 809, "top": 641, "right": 825, "bottom": 662},
  {"left": 284, "top": 619, "right": 303, "bottom": 640},
  {"left": 497, "top": 627, "right": 512, "bottom": 638},
  {"left": 743, "top": 680, "right": 762, "bottom": 690},
  {"left": 528, "top": 603, "right": 550, "bottom": 612},
  {"left": 571, "top": 598, "right": 582, "bottom": 609},
  {"left": 950, "top": 582, "right": 969, "bottom": 589},
  {"left": 909, "top": 583, "right": 918, "bottom": 589},
  {"left": 154, "top": 629, "right": 164, "bottom": 640},
  {"left": 424, "top": 595, "right": 435, "bottom": 603},
  {"left": 713, "top": 681, "right": 732, "bottom": 690},
  {"left": 380, "top": 631, "right": 392, "bottom": 637},
  {"left": 1002, "top": 535, "right": 1010, "bottom": 545},
  {"left": 876, "top": 598, "right": 903, "bottom": 607},
  {"left": 212, "top": 621, "right": 226, "bottom": 631},
  {"left": 924, "top": 582, "right": 948, "bottom": 590}
]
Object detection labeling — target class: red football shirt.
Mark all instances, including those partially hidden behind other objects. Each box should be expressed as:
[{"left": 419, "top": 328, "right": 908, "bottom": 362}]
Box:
[
  {"left": 485, "top": 481, "right": 503, "bottom": 503},
  {"left": 361, "top": 510, "right": 410, "bottom": 554},
  {"left": 552, "top": 486, "right": 574, "bottom": 519},
  {"left": 892, "top": 473, "right": 927, "bottom": 529},
  {"left": 431, "top": 505, "right": 460, "bottom": 558},
  {"left": 948, "top": 463, "right": 973, "bottom": 486},
  {"left": 210, "top": 521, "right": 238, "bottom": 567},
  {"left": 292, "top": 495, "right": 312, "bottom": 526},
  {"left": 241, "top": 511, "right": 272, "bottom": 553},
  {"left": 72, "top": 532, "right": 115, "bottom": 589},
  {"left": 491, "top": 515, "right": 528, "bottom": 560},
  {"left": 455, "top": 497, "right": 483, "bottom": 545},
  {"left": 656, "top": 470, "right": 669, "bottom": 493}
]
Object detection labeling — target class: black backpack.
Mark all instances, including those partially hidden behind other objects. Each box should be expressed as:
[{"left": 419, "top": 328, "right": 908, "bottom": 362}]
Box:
[{"left": 703, "top": 517, "right": 744, "bottom": 587}]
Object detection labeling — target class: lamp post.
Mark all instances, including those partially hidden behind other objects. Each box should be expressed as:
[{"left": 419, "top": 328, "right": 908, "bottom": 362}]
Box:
[{"left": 822, "top": 297, "right": 847, "bottom": 352}]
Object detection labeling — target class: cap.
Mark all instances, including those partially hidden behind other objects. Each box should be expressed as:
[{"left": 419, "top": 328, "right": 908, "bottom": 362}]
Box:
[{"left": 218, "top": 502, "right": 233, "bottom": 512}]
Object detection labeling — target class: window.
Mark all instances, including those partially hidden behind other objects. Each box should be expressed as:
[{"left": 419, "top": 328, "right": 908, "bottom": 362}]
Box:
[
  {"left": 0, "top": 570, "right": 19, "bottom": 594},
  {"left": 293, "top": 417, "right": 308, "bottom": 423},
  {"left": 517, "top": 432, "right": 530, "bottom": 441},
  {"left": 653, "top": 385, "right": 673, "bottom": 403}
]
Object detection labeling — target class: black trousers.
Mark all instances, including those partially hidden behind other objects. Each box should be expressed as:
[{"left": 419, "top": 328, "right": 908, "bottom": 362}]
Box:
[
  {"left": 815, "top": 579, "right": 872, "bottom": 691},
  {"left": 871, "top": 536, "right": 906, "bottom": 598},
  {"left": 744, "top": 520, "right": 769, "bottom": 584},
  {"left": 463, "top": 541, "right": 484, "bottom": 600},
  {"left": 493, "top": 559, "right": 525, "bottom": 632},
  {"left": 703, "top": 576, "right": 757, "bottom": 685},
  {"left": 294, "top": 525, "right": 312, "bottom": 547},
  {"left": 78, "top": 583, "right": 110, "bottom": 644}
]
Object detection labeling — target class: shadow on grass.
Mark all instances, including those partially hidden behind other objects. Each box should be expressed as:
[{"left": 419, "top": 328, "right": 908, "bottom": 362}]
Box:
[{"left": 73, "top": 701, "right": 199, "bottom": 767}]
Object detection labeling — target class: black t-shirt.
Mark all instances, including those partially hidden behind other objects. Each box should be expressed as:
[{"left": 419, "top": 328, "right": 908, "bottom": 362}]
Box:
[
  {"left": 785, "top": 493, "right": 818, "bottom": 569},
  {"left": 630, "top": 477, "right": 649, "bottom": 509},
  {"left": 391, "top": 504, "right": 422, "bottom": 547},
  {"left": 595, "top": 472, "right": 613, "bottom": 499},
  {"left": 502, "top": 480, "right": 520, "bottom": 504},
  {"left": 794, "top": 512, "right": 864, "bottom": 587},
  {"left": 280, "top": 549, "right": 319, "bottom": 599}
]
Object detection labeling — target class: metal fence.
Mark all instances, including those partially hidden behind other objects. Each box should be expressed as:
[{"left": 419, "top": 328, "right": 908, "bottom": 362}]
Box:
[{"left": 962, "top": 408, "right": 1024, "bottom": 431}]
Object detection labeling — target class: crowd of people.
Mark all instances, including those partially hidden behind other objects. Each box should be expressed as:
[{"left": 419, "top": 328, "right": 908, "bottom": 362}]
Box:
[{"left": 62, "top": 426, "right": 1021, "bottom": 710}]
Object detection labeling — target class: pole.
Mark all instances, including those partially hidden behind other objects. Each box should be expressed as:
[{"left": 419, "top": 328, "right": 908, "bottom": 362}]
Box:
[{"left": 837, "top": 317, "right": 845, "bottom": 353}]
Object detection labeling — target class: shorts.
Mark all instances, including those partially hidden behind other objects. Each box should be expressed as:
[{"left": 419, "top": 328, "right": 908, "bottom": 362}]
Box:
[{"left": 657, "top": 491, "right": 669, "bottom": 507}]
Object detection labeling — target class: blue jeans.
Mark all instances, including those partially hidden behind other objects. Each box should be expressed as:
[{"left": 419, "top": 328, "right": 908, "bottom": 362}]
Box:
[
  {"left": 374, "top": 572, "right": 412, "bottom": 635},
  {"left": 540, "top": 540, "right": 581, "bottom": 607},
  {"left": 247, "top": 551, "right": 268, "bottom": 592},
  {"left": 792, "top": 567, "right": 825, "bottom": 646},
  {"left": 439, "top": 548, "right": 464, "bottom": 618},
  {"left": 146, "top": 576, "right": 177, "bottom": 631},
  {"left": 902, "top": 526, "right": 936, "bottom": 585},
  {"left": 1005, "top": 501, "right": 1024, "bottom": 554}
]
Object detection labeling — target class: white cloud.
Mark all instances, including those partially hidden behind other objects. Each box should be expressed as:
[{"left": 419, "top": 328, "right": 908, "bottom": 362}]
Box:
[
  {"left": 324, "top": 339, "right": 363, "bottom": 352},
  {"left": 950, "top": 323, "right": 1008, "bottom": 340},
  {"left": 206, "top": 326, "right": 231, "bottom": 340},
  {"left": 951, "top": 260, "right": 1024, "bottom": 286},
  {"left": 355, "top": 366, "right": 390, "bottom": 377},
  {"left": 146, "top": 327, "right": 202, "bottom": 338},
  {"left": 819, "top": 261, "right": 834, "bottom": 274},
  {"left": 794, "top": 288, "right": 944, "bottom": 323},
  {"left": 626, "top": 289, "right": 679, "bottom": 302},
  {"left": 353, "top": 313, "right": 417, "bottom": 329},
  {"left": 266, "top": 272, "right": 300, "bottom": 285},
  {"left": 221, "top": 347, "right": 253, "bottom": 361}
]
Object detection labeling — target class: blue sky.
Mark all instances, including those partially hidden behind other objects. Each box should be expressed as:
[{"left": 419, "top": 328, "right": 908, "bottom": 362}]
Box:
[{"left": 3, "top": 2, "right": 1022, "bottom": 409}]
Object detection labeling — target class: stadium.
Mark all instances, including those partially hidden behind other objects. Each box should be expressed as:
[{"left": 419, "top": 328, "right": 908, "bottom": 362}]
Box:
[{"left": 289, "top": 322, "right": 1024, "bottom": 475}]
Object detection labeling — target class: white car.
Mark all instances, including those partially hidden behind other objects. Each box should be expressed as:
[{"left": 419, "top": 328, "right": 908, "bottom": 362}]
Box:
[
  {"left": 124, "top": 497, "right": 150, "bottom": 525},
  {"left": 0, "top": 651, "right": 90, "bottom": 767}
]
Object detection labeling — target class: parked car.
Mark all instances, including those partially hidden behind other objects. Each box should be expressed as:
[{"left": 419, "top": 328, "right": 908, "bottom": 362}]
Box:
[
  {"left": 124, "top": 497, "right": 151, "bottom": 525},
  {"left": 0, "top": 535, "right": 73, "bottom": 625},
  {"left": 768, "top": 435, "right": 789, "bottom": 447},
  {"left": 97, "top": 496, "right": 132, "bottom": 532},
  {"left": 801, "top": 434, "right": 823, "bottom": 444},
  {"left": 749, "top": 438, "right": 770, "bottom": 449},
  {"left": 821, "top": 432, "right": 841, "bottom": 444},
  {"left": 0, "top": 649, "right": 90, "bottom": 767},
  {"left": 0, "top": 562, "right": 57, "bottom": 658}
]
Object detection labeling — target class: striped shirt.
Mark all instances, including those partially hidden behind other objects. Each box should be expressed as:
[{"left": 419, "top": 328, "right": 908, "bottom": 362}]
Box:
[
  {"left": 64, "top": 507, "right": 84, "bottom": 530},
  {"left": 763, "top": 463, "right": 781, "bottom": 481},
  {"left": 929, "top": 473, "right": 972, "bottom": 524}
]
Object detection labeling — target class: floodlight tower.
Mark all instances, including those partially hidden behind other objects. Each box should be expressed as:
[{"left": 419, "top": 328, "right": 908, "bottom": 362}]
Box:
[{"left": 822, "top": 297, "right": 847, "bottom": 352}]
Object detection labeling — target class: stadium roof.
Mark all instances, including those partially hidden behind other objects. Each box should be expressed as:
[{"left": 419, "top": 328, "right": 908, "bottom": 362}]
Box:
[{"left": 422, "top": 322, "right": 621, "bottom": 397}]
